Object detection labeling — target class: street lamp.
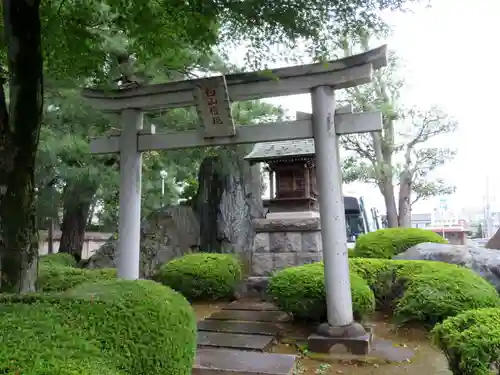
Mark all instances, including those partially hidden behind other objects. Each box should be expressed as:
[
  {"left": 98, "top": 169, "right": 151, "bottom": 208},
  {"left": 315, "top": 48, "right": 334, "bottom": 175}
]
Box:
[{"left": 160, "top": 170, "right": 168, "bottom": 206}]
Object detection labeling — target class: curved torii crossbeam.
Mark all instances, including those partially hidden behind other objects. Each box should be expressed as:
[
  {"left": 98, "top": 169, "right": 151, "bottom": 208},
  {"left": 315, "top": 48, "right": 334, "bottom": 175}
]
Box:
[
  {"left": 83, "top": 45, "right": 386, "bottom": 112},
  {"left": 82, "top": 45, "right": 387, "bottom": 355}
]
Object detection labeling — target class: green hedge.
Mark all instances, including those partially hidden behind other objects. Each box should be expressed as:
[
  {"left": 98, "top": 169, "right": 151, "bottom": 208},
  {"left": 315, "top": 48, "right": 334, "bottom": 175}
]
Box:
[
  {"left": 394, "top": 265, "right": 499, "bottom": 326},
  {"left": 351, "top": 258, "right": 500, "bottom": 326},
  {"left": 0, "top": 279, "right": 196, "bottom": 375},
  {"left": 38, "top": 253, "right": 116, "bottom": 292},
  {"left": 39, "top": 253, "right": 78, "bottom": 268},
  {"left": 155, "top": 253, "right": 242, "bottom": 301},
  {"left": 432, "top": 308, "right": 500, "bottom": 375},
  {"left": 353, "top": 227, "right": 447, "bottom": 259},
  {"left": 39, "top": 266, "right": 117, "bottom": 292},
  {"left": 268, "top": 258, "right": 500, "bottom": 325},
  {"left": 267, "top": 262, "right": 375, "bottom": 321}
]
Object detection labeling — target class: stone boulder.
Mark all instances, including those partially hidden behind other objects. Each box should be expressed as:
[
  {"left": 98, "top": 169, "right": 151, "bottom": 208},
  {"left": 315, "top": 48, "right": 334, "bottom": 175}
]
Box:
[
  {"left": 394, "top": 242, "right": 500, "bottom": 292},
  {"left": 193, "top": 151, "right": 265, "bottom": 255},
  {"left": 84, "top": 205, "right": 200, "bottom": 278},
  {"left": 486, "top": 228, "right": 500, "bottom": 249}
]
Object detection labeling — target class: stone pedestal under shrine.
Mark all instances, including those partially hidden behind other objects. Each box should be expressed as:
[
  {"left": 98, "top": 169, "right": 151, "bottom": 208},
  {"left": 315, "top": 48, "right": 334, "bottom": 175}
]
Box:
[{"left": 250, "top": 217, "right": 323, "bottom": 277}]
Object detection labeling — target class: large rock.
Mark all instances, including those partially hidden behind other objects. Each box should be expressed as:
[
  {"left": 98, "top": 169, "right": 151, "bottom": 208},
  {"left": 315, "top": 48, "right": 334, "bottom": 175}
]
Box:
[
  {"left": 194, "top": 150, "right": 265, "bottom": 256},
  {"left": 486, "top": 228, "right": 500, "bottom": 249},
  {"left": 84, "top": 205, "right": 199, "bottom": 278},
  {"left": 394, "top": 242, "right": 500, "bottom": 292}
]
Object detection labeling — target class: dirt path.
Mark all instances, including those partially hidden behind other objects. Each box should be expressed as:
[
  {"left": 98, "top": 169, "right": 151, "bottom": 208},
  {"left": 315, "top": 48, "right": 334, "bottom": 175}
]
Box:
[
  {"left": 192, "top": 301, "right": 230, "bottom": 321},
  {"left": 275, "top": 314, "right": 451, "bottom": 375}
]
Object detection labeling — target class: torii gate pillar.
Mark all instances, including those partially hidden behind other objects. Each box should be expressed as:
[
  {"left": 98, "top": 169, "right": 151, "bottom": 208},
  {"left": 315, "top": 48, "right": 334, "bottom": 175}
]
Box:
[
  {"left": 306, "top": 86, "right": 369, "bottom": 354},
  {"left": 311, "top": 86, "right": 354, "bottom": 327},
  {"left": 117, "top": 109, "right": 143, "bottom": 279}
]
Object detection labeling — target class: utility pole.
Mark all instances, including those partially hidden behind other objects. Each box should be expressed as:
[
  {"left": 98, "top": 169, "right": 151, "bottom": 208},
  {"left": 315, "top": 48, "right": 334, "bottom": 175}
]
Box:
[{"left": 160, "top": 170, "right": 168, "bottom": 208}]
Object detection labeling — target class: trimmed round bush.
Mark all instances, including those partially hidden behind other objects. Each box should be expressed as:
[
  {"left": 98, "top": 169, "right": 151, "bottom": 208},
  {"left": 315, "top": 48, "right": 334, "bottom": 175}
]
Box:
[
  {"left": 349, "top": 258, "right": 459, "bottom": 310},
  {"left": 155, "top": 253, "right": 242, "bottom": 301},
  {"left": 267, "top": 262, "right": 375, "bottom": 321},
  {"left": 270, "top": 258, "right": 500, "bottom": 326},
  {"left": 432, "top": 308, "right": 500, "bottom": 375},
  {"left": 393, "top": 261, "right": 500, "bottom": 326},
  {"left": 350, "top": 258, "right": 500, "bottom": 325},
  {"left": 353, "top": 227, "right": 447, "bottom": 259},
  {"left": 0, "top": 279, "right": 196, "bottom": 375},
  {"left": 39, "top": 253, "right": 77, "bottom": 268},
  {"left": 38, "top": 266, "right": 117, "bottom": 292}
]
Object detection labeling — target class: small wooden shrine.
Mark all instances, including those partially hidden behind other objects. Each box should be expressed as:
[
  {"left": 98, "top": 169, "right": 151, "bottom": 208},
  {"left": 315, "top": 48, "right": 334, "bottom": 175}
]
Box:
[{"left": 244, "top": 139, "right": 319, "bottom": 214}]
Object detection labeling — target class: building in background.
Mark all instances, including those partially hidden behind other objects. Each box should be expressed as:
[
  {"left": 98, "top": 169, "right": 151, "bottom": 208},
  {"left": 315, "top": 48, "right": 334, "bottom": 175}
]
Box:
[
  {"left": 458, "top": 206, "right": 500, "bottom": 239},
  {"left": 431, "top": 197, "right": 460, "bottom": 226}
]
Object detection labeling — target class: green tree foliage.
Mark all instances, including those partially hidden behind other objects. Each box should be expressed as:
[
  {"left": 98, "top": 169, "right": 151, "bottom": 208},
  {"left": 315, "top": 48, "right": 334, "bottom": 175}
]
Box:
[{"left": 36, "top": 88, "right": 119, "bottom": 258}]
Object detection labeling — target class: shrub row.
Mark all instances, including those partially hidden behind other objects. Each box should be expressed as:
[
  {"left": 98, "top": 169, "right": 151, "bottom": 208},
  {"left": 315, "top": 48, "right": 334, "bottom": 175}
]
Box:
[
  {"left": 151, "top": 231, "right": 500, "bottom": 375},
  {"left": 349, "top": 227, "right": 500, "bottom": 374},
  {"left": 0, "top": 279, "right": 196, "bottom": 375},
  {"left": 39, "top": 265, "right": 117, "bottom": 292},
  {"left": 39, "top": 253, "right": 116, "bottom": 292},
  {"left": 39, "top": 253, "right": 78, "bottom": 268},
  {"left": 40, "top": 252, "right": 244, "bottom": 300},
  {"left": 42, "top": 237, "right": 499, "bottom": 375},
  {"left": 268, "top": 258, "right": 500, "bottom": 326},
  {"left": 353, "top": 227, "right": 447, "bottom": 259}
]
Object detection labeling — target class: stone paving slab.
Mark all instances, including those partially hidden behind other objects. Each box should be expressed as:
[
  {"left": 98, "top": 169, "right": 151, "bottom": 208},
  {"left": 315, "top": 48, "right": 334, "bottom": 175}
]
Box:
[
  {"left": 207, "top": 309, "right": 290, "bottom": 323},
  {"left": 224, "top": 300, "right": 279, "bottom": 311},
  {"left": 198, "top": 320, "right": 280, "bottom": 336},
  {"left": 371, "top": 338, "right": 415, "bottom": 362},
  {"left": 193, "top": 348, "right": 296, "bottom": 375},
  {"left": 197, "top": 331, "right": 274, "bottom": 351}
]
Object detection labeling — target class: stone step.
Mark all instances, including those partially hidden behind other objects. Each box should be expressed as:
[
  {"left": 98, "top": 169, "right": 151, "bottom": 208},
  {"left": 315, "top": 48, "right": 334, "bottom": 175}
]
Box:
[
  {"left": 198, "top": 320, "right": 280, "bottom": 336},
  {"left": 224, "top": 300, "right": 279, "bottom": 311},
  {"left": 207, "top": 309, "right": 290, "bottom": 323},
  {"left": 193, "top": 348, "right": 296, "bottom": 375},
  {"left": 197, "top": 331, "right": 274, "bottom": 351}
]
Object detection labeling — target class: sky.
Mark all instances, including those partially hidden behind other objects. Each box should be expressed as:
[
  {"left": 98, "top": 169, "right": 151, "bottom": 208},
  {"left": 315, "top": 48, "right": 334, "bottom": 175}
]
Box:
[{"left": 231, "top": 0, "right": 500, "bottom": 215}]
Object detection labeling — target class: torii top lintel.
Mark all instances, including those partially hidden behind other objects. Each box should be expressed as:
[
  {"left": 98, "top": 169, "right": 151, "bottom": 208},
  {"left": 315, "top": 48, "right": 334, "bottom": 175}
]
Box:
[{"left": 82, "top": 45, "right": 387, "bottom": 113}]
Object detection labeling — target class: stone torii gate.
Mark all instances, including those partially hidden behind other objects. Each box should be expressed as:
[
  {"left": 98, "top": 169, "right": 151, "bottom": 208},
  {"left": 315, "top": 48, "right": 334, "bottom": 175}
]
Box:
[{"left": 83, "top": 45, "right": 387, "bottom": 353}]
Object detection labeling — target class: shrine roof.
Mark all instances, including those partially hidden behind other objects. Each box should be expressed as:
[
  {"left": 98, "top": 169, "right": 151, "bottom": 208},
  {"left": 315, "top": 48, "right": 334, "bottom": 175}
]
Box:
[{"left": 244, "top": 139, "right": 315, "bottom": 163}]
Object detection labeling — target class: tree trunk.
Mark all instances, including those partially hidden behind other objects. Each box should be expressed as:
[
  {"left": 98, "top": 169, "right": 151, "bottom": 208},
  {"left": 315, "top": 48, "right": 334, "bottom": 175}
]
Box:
[
  {"left": 379, "top": 178, "right": 399, "bottom": 228},
  {"left": 47, "top": 218, "right": 55, "bottom": 254},
  {"left": 193, "top": 146, "right": 265, "bottom": 254},
  {"left": 59, "top": 181, "right": 98, "bottom": 262},
  {"left": 372, "top": 131, "right": 398, "bottom": 228},
  {"left": 0, "top": 0, "right": 44, "bottom": 293},
  {"left": 398, "top": 176, "right": 412, "bottom": 227}
]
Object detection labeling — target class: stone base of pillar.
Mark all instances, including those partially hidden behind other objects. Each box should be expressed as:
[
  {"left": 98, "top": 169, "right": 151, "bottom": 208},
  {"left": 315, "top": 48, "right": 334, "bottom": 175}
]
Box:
[{"left": 307, "top": 322, "right": 372, "bottom": 355}]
